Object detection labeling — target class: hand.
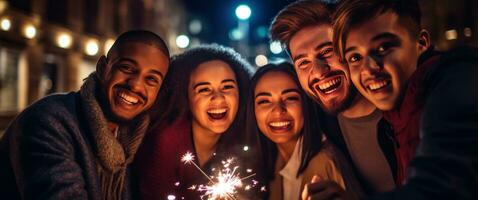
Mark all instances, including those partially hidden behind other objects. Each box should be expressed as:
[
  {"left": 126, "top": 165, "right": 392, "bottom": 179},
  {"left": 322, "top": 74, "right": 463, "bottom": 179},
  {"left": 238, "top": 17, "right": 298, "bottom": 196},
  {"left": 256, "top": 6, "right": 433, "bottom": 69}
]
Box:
[{"left": 302, "top": 175, "right": 356, "bottom": 200}]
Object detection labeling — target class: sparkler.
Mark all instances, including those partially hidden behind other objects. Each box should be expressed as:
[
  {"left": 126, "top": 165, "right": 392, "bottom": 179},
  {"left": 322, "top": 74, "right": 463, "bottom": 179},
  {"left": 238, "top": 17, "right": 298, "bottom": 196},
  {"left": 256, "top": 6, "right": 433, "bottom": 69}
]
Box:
[{"left": 180, "top": 151, "right": 258, "bottom": 200}]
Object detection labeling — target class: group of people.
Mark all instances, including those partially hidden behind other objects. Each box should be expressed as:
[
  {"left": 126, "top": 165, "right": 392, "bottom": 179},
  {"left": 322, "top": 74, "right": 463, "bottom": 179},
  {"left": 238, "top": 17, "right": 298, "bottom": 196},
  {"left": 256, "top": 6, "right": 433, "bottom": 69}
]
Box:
[{"left": 0, "top": 0, "right": 477, "bottom": 199}]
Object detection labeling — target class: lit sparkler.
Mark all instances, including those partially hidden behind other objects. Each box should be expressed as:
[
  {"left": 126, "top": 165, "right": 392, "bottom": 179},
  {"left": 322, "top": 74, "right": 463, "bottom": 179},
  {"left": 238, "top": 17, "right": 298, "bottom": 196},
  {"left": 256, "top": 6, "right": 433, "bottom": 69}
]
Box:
[{"left": 180, "top": 152, "right": 258, "bottom": 200}]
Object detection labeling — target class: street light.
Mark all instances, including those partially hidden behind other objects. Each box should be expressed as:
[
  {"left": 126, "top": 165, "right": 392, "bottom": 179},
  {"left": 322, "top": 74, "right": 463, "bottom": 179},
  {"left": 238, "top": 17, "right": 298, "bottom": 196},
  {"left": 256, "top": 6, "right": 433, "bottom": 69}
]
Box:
[
  {"left": 176, "top": 35, "right": 190, "bottom": 49},
  {"left": 235, "top": 4, "right": 251, "bottom": 20}
]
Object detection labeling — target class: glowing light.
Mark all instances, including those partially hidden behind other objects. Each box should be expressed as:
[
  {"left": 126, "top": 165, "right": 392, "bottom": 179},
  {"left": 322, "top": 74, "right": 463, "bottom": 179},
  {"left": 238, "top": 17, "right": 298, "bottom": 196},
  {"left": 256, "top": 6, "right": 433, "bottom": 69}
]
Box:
[
  {"left": 270, "top": 41, "right": 283, "bottom": 54},
  {"left": 255, "top": 55, "right": 268, "bottom": 67},
  {"left": 229, "top": 28, "right": 244, "bottom": 41},
  {"left": 445, "top": 29, "right": 457, "bottom": 40},
  {"left": 464, "top": 27, "right": 472, "bottom": 37},
  {"left": 23, "top": 24, "right": 36, "bottom": 39},
  {"left": 1, "top": 18, "right": 11, "bottom": 31},
  {"left": 189, "top": 19, "right": 202, "bottom": 34},
  {"left": 235, "top": 5, "right": 251, "bottom": 20},
  {"left": 56, "top": 33, "right": 72, "bottom": 49},
  {"left": 85, "top": 39, "right": 99, "bottom": 56},
  {"left": 104, "top": 38, "right": 115, "bottom": 55},
  {"left": 243, "top": 145, "right": 249, "bottom": 151},
  {"left": 167, "top": 195, "right": 176, "bottom": 200},
  {"left": 176, "top": 35, "right": 190, "bottom": 48}
]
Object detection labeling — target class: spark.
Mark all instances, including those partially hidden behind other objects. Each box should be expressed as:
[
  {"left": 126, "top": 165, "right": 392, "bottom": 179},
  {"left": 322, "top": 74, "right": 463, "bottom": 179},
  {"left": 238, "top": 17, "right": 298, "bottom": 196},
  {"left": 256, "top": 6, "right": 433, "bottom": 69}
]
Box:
[{"left": 180, "top": 153, "right": 259, "bottom": 200}]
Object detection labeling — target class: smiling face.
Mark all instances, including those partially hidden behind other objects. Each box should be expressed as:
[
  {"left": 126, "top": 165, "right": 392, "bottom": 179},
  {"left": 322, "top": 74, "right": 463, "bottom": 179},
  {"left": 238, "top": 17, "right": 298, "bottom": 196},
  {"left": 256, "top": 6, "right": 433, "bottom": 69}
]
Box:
[
  {"left": 188, "top": 60, "right": 239, "bottom": 135},
  {"left": 344, "top": 11, "right": 429, "bottom": 110},
  {"left": 254, "top": 71, "right": 303, "bottom": 146},
  {"left": 99, "top": 42, "right": 169, "bottom": 121},
  {"left": 289, "top": 25, "right": 355, "bottom": 114}
]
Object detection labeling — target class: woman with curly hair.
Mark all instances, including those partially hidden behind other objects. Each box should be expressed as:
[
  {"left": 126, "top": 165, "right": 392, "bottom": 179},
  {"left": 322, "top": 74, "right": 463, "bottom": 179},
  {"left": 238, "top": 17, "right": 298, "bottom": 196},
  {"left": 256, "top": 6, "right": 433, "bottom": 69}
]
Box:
[{"left": 135, "top": 44, "right": 255, "bottom": 199}]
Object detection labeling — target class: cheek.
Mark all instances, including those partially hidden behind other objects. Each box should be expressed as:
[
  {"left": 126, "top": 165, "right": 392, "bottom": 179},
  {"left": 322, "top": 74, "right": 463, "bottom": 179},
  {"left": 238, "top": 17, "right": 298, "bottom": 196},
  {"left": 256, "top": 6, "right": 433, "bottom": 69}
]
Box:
[
  {"left": 291, "top": 105, "right": 304, "bottom": 131},
  {"left": 296, "top": 71, "right": 310, "bottom": 89},
  {"left": 254, "top": 107, "right": 269, "bottom": 133},
  {"left": 190, "top": 95, "right": 206, "bottom": 117}
]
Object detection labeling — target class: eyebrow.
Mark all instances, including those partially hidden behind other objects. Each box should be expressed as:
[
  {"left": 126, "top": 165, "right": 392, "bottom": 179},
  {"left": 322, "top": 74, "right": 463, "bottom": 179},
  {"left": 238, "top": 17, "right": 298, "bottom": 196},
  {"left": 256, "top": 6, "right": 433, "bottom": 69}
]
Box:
[
  {"left": 255, "top": 92, "right": 271, "bottom": 98},
  {"left": 344, "top": 32, "right": 400, "bottom": 55},
  {"left": 282, "top": 88, "right": 301, "bottom": 95},
  {"left": 222, "top": 79, "right": 236, "bottom": 84},
  {"left": 292, "top": 41, "right": 333, "bottom": 63},
  {"left": 150, "top": 69, "right": 164, "bottom": 80},
  {"left": 193, "top": 82, "right": 210, "bottom": 90}
]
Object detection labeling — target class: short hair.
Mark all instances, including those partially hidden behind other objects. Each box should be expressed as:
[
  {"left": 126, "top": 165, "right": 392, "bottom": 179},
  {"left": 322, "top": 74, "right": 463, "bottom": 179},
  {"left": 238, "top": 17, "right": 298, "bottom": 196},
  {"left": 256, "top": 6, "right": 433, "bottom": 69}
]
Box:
[
  {"left": 107, "top": 30, "right": 170, "bottom": 60},
  {"left": 269, "top": 0, "right": 339, "bottom": 53},
  {"left": 333, "top": 0, "right": 422, "bottom": 59}
]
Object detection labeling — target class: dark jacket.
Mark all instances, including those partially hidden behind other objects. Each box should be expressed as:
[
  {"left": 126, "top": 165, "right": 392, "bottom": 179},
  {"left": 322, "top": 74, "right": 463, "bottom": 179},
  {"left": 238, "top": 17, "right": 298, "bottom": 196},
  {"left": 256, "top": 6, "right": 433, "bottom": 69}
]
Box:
[
  {"left": 366, "top": 46, "right": 478, "bottom": 200},
  {"left": 0, "top": 74, "right": 147, "bottom": 200},
  {"left": 319, "top": 110, "right": 397, "bottom": 195}
]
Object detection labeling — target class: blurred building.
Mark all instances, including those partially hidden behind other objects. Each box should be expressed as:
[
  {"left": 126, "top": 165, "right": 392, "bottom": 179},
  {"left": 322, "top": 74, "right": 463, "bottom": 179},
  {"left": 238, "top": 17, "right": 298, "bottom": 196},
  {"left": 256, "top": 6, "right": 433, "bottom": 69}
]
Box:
[
  {"left": 0, "top": 0, "right": 187, "bottom": 133},
  {"left": 421, "top": 0, "right": 477, "bottom": 50}
]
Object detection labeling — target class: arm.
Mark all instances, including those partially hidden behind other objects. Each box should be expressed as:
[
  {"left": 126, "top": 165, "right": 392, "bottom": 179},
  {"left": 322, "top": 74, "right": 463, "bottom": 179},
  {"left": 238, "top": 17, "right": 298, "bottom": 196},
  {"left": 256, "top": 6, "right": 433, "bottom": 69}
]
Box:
[{"left": 9, "top": 110, "right": 89, "bottom": 200}]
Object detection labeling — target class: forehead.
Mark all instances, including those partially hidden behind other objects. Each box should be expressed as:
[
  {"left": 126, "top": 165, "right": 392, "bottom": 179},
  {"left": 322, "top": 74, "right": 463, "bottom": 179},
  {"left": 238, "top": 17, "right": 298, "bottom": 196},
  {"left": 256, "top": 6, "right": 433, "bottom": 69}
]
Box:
[
  {"left": 345, "top": 11, "right": 409, "bottom": 49},
  {"left": 255, "top": 71, "right": 297, "bottom": 94},
  {"left": 190, "top": 60, "right": 236, "bottom": 82},
  {"left": 289, "top": 24, "right": 333, "bottom": 56}
]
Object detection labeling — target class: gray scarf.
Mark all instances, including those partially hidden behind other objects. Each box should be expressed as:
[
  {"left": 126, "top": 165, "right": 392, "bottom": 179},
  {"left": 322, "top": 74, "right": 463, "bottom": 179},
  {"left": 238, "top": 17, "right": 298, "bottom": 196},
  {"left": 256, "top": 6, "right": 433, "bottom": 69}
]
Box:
[{"left": 80, "top": 73, "right": 150, "bottom": 200}]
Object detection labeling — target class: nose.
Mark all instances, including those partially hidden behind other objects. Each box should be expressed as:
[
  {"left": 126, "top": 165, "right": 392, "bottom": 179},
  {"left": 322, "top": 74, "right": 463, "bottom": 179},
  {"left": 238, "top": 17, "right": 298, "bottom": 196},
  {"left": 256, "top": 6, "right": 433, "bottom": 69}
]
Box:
[
  {"left": 127, "top": 75, "right": 147, "bottom": 96},
  {"left": 210, "top": 90, "right": 226, "bottom": 102},
  {"left": 362, "top": 55, "right": 382, "bottom": 75},
  {"left": 271, "top": 101, "right": 287, "bottom": 115},
  {"left": 311, "top": 59, "right": 331, "bottom": 79}
]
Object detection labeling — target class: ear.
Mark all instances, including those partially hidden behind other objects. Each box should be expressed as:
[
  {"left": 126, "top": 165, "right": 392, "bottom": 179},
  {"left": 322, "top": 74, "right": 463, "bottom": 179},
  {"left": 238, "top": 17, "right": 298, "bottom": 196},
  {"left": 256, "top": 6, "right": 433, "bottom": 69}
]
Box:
[
  {"left": 96, "top": 55, "right": 108, "bottom": 80},
  {"left": 417, "top": 29, "right": 431, "bottom": 54}
]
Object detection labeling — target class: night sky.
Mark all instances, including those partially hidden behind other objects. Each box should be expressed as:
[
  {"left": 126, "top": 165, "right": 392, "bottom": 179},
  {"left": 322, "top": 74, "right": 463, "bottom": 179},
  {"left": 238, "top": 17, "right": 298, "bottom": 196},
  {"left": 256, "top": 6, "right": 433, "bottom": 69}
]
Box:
[{"left": 181, "top": 0, "right": 295, "bottom": 45}]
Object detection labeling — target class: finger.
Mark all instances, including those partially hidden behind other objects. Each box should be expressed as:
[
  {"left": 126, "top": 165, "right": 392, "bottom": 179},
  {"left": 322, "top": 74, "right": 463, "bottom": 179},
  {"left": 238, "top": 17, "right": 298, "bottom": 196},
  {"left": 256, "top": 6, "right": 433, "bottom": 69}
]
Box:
[
  {"left": 308, "top": 185, "right": 341, "bottom": 200},
  {"left": 308, "top": 180, "right": 336, "bottom": 193},
  {"left": 311, "top": 175, "right": 321, "bottom": 183},
  {"left": 302, "top": 183, "right": 309, "bottom": 200}
]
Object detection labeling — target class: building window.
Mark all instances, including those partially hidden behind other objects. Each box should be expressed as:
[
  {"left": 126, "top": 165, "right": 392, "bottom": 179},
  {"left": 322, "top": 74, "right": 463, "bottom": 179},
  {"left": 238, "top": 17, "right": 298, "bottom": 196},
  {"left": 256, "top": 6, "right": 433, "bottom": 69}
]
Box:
[{"left": 0, "top": 47, "right": 20, "bottom": 113}]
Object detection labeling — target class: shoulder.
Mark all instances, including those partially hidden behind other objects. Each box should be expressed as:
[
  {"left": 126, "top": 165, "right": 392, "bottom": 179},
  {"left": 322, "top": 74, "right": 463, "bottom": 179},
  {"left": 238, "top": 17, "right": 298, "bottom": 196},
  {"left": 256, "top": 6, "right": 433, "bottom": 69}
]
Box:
[{"left": 16, "top": 92, "right": 80, "bottom": 123}]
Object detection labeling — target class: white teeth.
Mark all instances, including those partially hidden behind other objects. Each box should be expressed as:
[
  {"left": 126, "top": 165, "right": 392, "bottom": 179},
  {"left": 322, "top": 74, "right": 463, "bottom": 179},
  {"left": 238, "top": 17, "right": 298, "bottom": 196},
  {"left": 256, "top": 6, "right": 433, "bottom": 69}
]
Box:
[
  {"left": 269, "top": 121, "right": 291, "bottom": 127},
  {"left": 207, "top": 108, "right": 227, "bottom": 114},
  {"left": 368, "top": 80, "right": 389, "bottom": 91},
  {"left": 119, "top": 92, "right": 139, "bottom": 104},
  {"left": 318, "top": 78, "right": 341, "bottom": 90}
]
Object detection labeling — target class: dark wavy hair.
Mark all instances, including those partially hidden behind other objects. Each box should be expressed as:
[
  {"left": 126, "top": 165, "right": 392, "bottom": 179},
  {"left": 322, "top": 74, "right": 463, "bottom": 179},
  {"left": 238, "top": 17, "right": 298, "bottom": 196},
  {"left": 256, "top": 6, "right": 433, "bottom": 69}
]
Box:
[
  {"left": 246, "top": 62, "right": 324, "bottom": 182},
  {"left": 150, "top": 44, "right": 255, "bottom": 157}
]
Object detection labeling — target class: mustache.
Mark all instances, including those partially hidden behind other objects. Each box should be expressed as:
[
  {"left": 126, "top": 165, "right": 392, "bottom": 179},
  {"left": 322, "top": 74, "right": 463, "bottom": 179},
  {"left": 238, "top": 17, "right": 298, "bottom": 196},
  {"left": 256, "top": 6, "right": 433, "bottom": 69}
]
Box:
[
  {"left": 308, "top": 70, "right": 345, "bottom": 89},
  {"left": 115, "top": 84, "right": 147, "bottom": 102}
]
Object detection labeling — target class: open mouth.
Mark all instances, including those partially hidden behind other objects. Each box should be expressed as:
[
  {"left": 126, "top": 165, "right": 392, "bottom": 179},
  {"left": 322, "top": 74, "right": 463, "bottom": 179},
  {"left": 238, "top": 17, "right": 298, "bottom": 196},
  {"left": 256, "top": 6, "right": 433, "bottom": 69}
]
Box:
[
  {"left": 117, "top": 90, "right": 140, "bottom": 106},
  {"left": 207, "top": 108, "right": 228, "bottom": 120},
  {"left": 314, "top": 76, "right": 343, "bottom": 95},
  {"left": 268, "top": 121, "right": 292, "bottom": 132},
  {"left": 366, "top": 79, "right": 391, "bottom": 92}
]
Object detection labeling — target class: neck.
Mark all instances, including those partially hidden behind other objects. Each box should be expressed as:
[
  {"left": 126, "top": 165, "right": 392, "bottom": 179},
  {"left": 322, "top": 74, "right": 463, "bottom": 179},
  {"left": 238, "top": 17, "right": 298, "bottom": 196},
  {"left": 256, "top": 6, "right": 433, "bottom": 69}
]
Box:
[
  {"left": 277, "top": 139, "right": 298, "bottom": 163},
  {"left": 192, "top": 120, "right": 221, "bottom": 167},
  {"left": 341, "top": 94, "right": 376, "bottom": 118}
]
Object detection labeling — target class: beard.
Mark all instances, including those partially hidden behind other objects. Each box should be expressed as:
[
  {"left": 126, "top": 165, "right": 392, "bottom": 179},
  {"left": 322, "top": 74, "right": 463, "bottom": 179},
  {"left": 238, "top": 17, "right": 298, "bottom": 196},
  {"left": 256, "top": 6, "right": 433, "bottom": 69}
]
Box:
[{"left": 311, "top": 83, "right": 358, "bottom": 116}]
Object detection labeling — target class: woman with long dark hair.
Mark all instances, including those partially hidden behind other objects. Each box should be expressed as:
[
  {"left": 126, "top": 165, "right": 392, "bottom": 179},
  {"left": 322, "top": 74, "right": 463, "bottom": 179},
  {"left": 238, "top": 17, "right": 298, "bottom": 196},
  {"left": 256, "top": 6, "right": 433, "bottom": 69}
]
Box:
[
  {"left": 135, "top": 44, "right": 254, "bottom": 199},
  {"left": 246, "top": 62, "right": 362, "bottom": 199}
]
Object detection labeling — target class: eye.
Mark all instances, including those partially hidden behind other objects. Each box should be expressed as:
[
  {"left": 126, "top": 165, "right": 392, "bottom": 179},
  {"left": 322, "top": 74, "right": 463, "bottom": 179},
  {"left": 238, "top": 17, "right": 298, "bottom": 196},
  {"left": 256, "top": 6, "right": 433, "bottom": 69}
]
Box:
[
  {"left": 118, "top": 64, "right": 134, "bottom": 73},
  {"left": 296, "top": 60, "right": 311, "bottom": 69},
  {"left": 197, "top": 87, "right": 211, "bottom": 94},
  {"left": 223, "top": 84, "right": 236, "bottom": 90},
  {"left": 347, "top": 53, "right": 363, "bottom": 64},
  {"left": 145, "top": 76, "right": 160, "bottom": 86},
  {"left": 376, "top": 41, "right": 399, "bottom": 56},
  {"left": 318, "top": 48, "right": 334, "bottom": 59},
  {"left": 256, "top": 99, "right": 270, "bottom": 105},
  {"left": 285, "top": 96, "right": 300, "bottom": 102}
]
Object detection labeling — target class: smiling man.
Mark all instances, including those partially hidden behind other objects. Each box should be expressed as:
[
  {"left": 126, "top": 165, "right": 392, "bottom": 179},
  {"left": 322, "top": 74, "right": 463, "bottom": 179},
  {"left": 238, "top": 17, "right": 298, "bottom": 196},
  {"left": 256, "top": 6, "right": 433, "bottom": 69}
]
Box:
[
  {"left": 302, "top": 0, "right": 478, "bottom": 199},
  {"left": 270, "top": 0, "right": 397, "bottom": 196},
  {"left": 0, "top": 30, "right": 170, "bottom": 200}
]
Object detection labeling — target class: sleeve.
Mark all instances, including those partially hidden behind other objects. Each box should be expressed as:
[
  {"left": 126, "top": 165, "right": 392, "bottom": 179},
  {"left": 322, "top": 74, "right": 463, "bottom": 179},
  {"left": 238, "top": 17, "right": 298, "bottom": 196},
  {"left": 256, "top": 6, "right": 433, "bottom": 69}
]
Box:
[
  {"left": 366, "top": 61, "right": 478, "bottom": 199},
  {"left": 308, "top": 150, "right": 347, "bottom": 190},
  {"left": 9, "top": 111, "right": 89, "bottom": 200}
]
